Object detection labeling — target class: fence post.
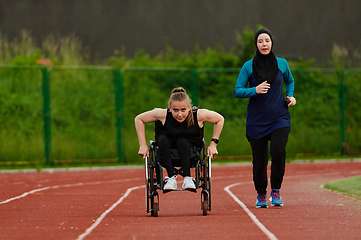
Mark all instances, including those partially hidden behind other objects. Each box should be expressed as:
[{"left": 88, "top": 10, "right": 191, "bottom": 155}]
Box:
[
  {"left": 338, "top": 70, "right": 347, "bottom": 155},
  {"left": 190, "top": 69, "right": 199, "bottom": 106},
  {"left": 114, "top": 68, "right": 124, "bottom": 163},
  {"left": 42, "top": 67, "right": 52, "bottom": 166}
]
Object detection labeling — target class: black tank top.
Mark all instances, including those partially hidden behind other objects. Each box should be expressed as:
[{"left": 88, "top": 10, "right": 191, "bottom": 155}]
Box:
[{"left": 164, "top": 108, "right": 204, "bottom": 146}]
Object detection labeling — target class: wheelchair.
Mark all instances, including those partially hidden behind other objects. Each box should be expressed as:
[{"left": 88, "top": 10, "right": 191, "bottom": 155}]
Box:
[{"left": 145, "top": 121, "right": 212, "bottom": 217}]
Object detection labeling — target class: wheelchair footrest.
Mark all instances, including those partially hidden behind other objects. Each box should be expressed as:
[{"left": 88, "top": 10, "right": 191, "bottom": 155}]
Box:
[{"left": 163, "top": 188, "right": 197, "bottom": 194}]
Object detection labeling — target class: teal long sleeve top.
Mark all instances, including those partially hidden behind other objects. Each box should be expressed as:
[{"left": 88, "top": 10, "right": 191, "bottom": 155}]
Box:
[{"left": 234, "top": 57, "right": 295, "bottom": 139}]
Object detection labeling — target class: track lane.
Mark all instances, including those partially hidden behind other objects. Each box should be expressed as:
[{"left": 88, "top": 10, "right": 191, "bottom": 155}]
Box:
[
  {"left": 0, "top": 169, "right": 145, "bottom": 240},
  {"left": 0, "top": 161, "right": 360, "bottom": 239}
]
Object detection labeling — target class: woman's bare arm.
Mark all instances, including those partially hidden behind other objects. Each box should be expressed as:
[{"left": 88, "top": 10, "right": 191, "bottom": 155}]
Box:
[
  {"left": 197, "top": 109, "right": 225, "bottom": 158},
  {"left": 134, "top": 108, "right": 167, "bottom": 158}
]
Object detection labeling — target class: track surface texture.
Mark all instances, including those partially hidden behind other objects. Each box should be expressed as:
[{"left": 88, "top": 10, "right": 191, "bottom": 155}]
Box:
[{"left": 1, "top": 161, "right": 361, "bottom": 240}]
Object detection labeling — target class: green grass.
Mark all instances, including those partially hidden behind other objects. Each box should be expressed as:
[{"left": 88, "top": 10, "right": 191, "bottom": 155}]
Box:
[{"left": 324, "top": 176, "right": 361, "bottom": 201}]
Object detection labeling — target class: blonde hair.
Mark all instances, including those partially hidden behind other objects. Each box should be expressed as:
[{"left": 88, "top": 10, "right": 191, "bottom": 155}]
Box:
[{"left": 168, "top": 87, "right": 194, "bottom": 126}]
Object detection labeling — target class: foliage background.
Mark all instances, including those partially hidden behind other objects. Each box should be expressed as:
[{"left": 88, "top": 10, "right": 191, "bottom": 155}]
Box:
[{"left": 0, "top": 27, "right": 360, "bottom": 167}]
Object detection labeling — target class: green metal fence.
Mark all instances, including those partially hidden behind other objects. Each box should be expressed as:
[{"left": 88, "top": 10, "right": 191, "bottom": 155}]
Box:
[
  {"left": 343, "top": 69, "right": 361, "bottom": 155},
  {"left": 0, "top": 65, "right": 359, "bottom": 167}
]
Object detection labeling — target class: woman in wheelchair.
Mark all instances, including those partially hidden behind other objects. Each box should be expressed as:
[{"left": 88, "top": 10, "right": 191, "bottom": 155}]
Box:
[{"left": 135, "top": 87, "right": 224, "bottom": 191}]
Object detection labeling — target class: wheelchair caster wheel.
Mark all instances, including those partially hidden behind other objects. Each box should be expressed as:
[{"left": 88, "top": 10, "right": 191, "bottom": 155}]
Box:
[
  {"left": 202, "top": 201, "right": 208, "bottom": 216},
  {"left": 151, "top": 202, "right": 159, "bottom": 217}
]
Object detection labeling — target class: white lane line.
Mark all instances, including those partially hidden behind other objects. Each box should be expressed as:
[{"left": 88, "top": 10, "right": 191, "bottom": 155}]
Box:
[
  {"left": 0, "top": 185, "right": 62, "bottom": 204},
  {"left": 0, "top": 178, "right": 142, "bottom": 205},
  {"left": 224, "top": 182, "right": 278, "bottom": 240},
  {"left": 76, "top": 185, "right": 144, "bottom": 240}
]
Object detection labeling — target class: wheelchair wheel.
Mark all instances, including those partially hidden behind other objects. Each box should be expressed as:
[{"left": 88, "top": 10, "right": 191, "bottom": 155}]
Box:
[
  {"left": 146, "top": 162, "right": 156, "bottom": 214},
  {"left": 201, "top": 181, "right": 209, "bottom": 216},
  {"left": 151, "top": 202, "right": 159, "bottom": 217},
  {"left": 202, "top": 200, "right": 208, "bottom": 216},
  {"left": 149, "top": 162, "right": 159, "bottom": 216},
  {"left": 146, "top": 153, "right": 159, "bottom": 216},
  {"left": 200, "top": 156, "right": 210, "bottom": 215}
]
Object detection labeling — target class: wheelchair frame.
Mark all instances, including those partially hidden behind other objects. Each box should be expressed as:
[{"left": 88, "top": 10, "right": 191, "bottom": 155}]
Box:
[{"left": 145, "top": 140, "right": 212, "bottom": 217}]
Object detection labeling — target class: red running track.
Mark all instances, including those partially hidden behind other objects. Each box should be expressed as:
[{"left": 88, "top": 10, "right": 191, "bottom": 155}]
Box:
[{"left": 0, "top": 161, "right": 361, "bottom": 240}]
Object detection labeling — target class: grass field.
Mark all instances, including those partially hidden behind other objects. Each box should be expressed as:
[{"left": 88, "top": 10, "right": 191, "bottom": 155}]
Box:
[{"left": 324, "top": 175, "right": 361, "bottom": 200}]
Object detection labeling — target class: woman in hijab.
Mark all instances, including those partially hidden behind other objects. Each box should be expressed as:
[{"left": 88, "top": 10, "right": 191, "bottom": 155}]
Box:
[{"left": 234, "top": 29, "right": 296, "bottom": 208}]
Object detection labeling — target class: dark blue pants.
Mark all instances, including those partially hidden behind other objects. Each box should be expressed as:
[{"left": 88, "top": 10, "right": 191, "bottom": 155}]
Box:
[{"left": 247, "top": 127, "right": 290, "bottom": 194}]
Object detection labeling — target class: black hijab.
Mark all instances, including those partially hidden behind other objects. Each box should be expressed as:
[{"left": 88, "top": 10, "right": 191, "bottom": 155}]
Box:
[{"left": 252, "top": 29, "right": 278, "bottom": 84}]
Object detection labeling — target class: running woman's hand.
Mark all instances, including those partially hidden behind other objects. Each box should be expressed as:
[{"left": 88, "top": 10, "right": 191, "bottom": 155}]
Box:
[
  {"left": 256, "top": 81, "right": 270, "bottom": 94},
  {"left": 286, "top": 96, "right": 296, "bottom": 106}
]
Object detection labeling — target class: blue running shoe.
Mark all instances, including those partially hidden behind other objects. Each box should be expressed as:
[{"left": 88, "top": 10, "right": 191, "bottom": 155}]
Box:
[
  {"left": 270, "top": 189, "right": 284, "bottom": 206},
  {"left": 256, "top": 193, "right": 268, "bottom": 208}
]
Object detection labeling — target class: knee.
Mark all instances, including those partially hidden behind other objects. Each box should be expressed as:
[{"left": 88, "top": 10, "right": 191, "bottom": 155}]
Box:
[
  {"left": 158, "top": 134, "right": 171, "bottom": 148},
  {"left": 270, "top": 148, "right": 286, "bottom": 160},
  {"left": 175, "top": 138, "right": 191, "bottom": 149},
  {"left": 253, "top": 161, "right": 267, "bottom": 171}
]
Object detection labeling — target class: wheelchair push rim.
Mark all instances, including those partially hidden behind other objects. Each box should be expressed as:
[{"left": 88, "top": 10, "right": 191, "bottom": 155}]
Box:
[{"left": 145, "top": 156, "right": 150, "bottom": 213}]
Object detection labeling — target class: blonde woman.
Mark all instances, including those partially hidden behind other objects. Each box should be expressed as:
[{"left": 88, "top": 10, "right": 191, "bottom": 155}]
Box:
[{"left": 135, "top": 87, "right": 224, "bottom": 190}]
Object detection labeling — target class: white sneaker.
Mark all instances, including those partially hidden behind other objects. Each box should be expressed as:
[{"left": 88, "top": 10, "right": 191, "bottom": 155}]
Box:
[
  {"left": 182, "top": 176, "right": 196, "bottom": 190},
  {"left": 164, "top": 175, "right": 177, "bottom": 190}
]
